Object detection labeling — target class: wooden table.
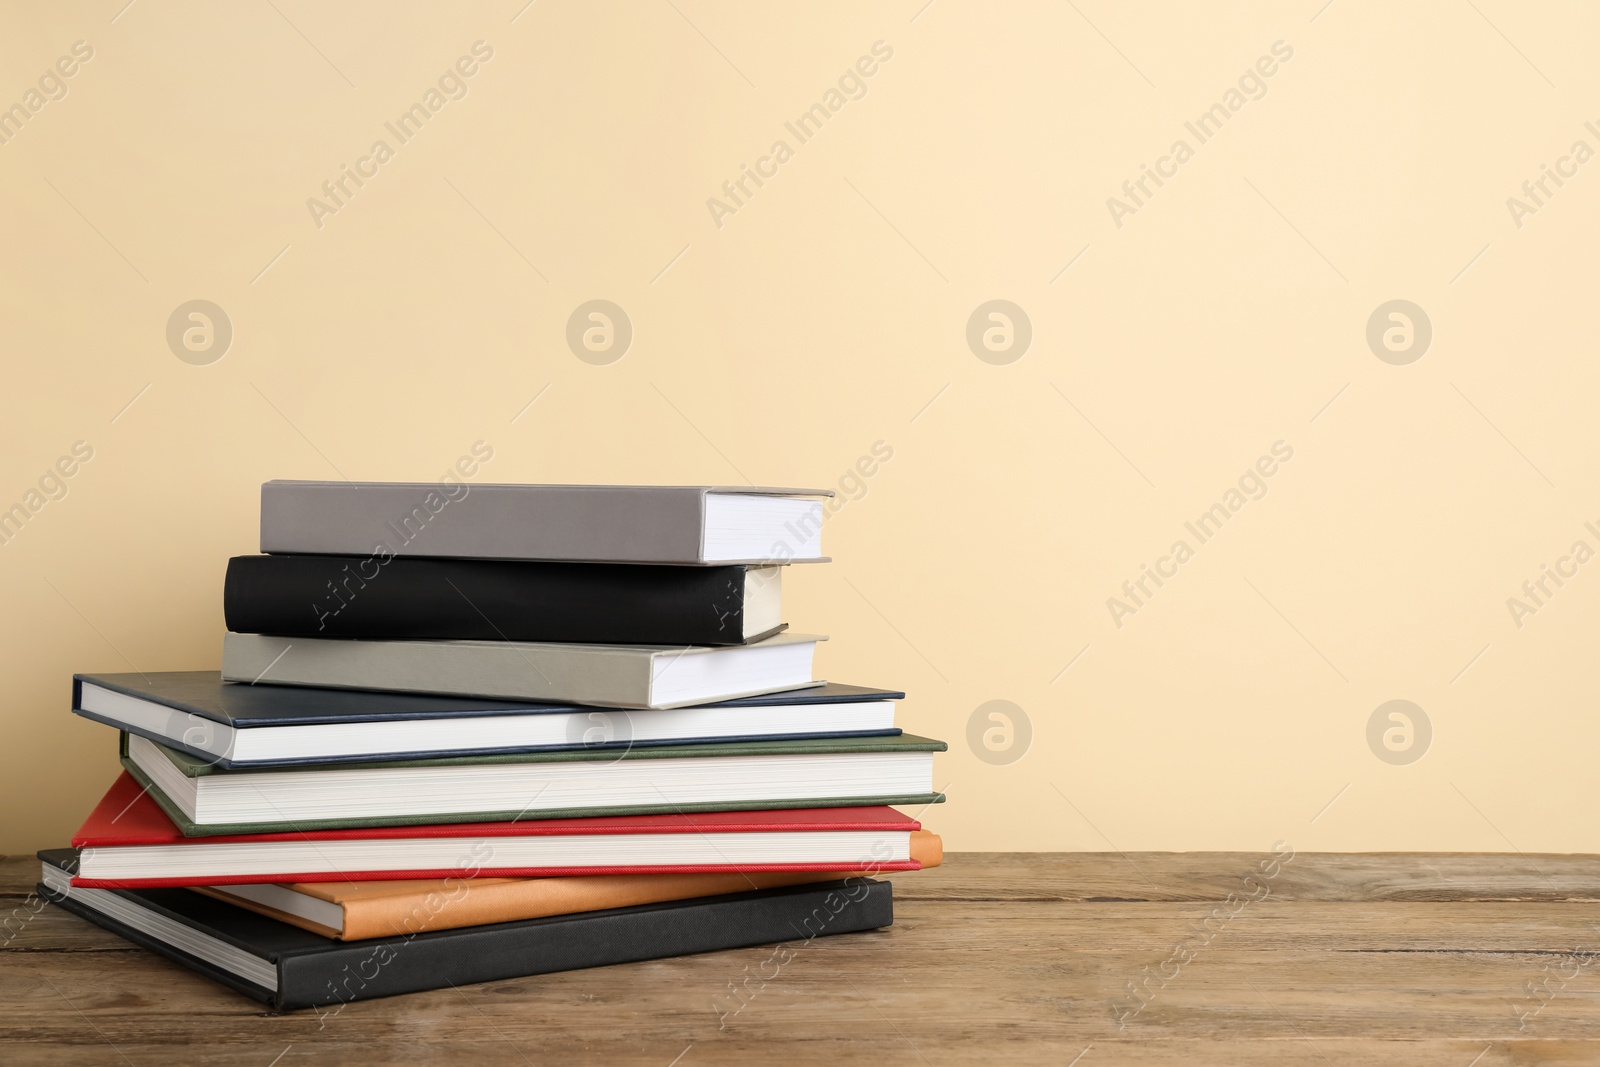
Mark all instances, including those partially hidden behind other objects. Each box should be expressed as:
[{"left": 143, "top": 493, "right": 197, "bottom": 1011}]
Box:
[{"left": 6, "top": 851, "right": 1600, "bottom": 1065}]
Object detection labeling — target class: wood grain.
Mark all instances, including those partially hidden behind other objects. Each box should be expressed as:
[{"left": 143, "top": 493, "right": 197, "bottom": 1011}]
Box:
[{"left": 6, "top": 852, "right": 1600, "bottom": 1065}]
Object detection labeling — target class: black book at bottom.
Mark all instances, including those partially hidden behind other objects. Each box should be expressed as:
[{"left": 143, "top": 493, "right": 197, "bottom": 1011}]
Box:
[{"left": 37, "top": 849, "right": 892, "bottom": 1011}]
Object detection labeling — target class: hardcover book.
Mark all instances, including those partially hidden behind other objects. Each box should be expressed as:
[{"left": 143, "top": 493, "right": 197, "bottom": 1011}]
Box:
[
  {"left": 74, "top": 672, "right": 901, "bottom": 768},
  {"left": 72, "top": 771, "right": 928, "bottom": 888},
  {"left": 39, "top": 850, "right": 893, "bottom": 1011},
  {"left": 199, "top": 832, "right": 941, "bottom": 939},
  {"left": 259, "top": 482, "right": 831, "bottom": 564},
  {"left": 224, "top": 555, "right": 789, "bottom": 646},
  {"left": 119, "top": 731, "right": 948, "bottom": 835},
  {"left": 220, "top": 630, "right": 823, "bottom": 709}
]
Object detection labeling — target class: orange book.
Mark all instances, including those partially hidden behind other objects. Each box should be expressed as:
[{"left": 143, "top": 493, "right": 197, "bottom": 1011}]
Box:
[{"left": 198, "top": 830, "right": 942, "bottom": 940}]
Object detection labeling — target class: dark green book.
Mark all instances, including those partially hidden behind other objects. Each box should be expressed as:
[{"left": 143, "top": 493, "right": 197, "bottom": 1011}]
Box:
[{"left": 120, "top": 731, "right": 946, "bottom": 836}]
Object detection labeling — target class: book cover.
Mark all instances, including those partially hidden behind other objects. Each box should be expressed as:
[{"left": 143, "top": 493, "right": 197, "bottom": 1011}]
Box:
[
  {"left": 119, "top": 731, "right": 948, "bottom": 836},
  {"left": 40, "top": 850, "right": 893, "bottom": 1011},
  {"left": 220, "top": 630, "right": 824, "bottom": 709},
  {"left": 199, "top": 831, "right": 942, "bottom": 939},
  {"left": 224, "top": 555, "right": 788, "bottom": 646},
  {"left": 72, "top": 771, "right": 927, "bottom": 887},
  {"left": 137, "top": 729, "right": 947, "bottom": 777},
  {"left": 74, "top": 672, "right": 902, "bottom": 768},
  {"left": 260, "top": 482, "right": 832, "bottom": 564}
]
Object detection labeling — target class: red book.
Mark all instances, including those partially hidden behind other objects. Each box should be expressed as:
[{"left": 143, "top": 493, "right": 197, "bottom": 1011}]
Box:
[{"left": 72, "top": 773, "right": 924, "bottom": 888}]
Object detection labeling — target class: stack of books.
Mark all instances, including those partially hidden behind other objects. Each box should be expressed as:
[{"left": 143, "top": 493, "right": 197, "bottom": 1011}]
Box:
[{"left": 44, "top": 481, "right": 947, "bottom": 1011}]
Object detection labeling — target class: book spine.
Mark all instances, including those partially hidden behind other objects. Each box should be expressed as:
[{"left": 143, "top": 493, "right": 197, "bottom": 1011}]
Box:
[
  {"left": 120, "top": 748, "right": 947, "bottom": 837},
  {"left": 277, "top": 880, "right": 893, "bottom": 1011},
  {"left": 224, "top": 555, "right": 751, "bottom": 645},
  {"left": 220, "top": 633, "right": 656, "bottom": 708},
  {"left": 339, "top": 869, "right": 859, "bottom": 941},
  {"left": 260, "top": 483, "right": 709, "bottom": 563},
  {"left": 74, "top": 862, "right": 923, "bottom": 890}
]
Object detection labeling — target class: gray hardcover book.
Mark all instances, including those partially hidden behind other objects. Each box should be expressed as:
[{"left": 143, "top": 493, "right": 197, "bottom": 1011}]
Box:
[
  {"left": 259, "top": 481, "right": 833, "bottom": 564},
  {"left": 221, "top": 631, "right": 824, "bottom": 709}
]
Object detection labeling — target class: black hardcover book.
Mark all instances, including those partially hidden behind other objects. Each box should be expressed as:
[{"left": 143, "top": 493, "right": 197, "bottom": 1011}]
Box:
[
  {"left": 37, "top": 849, "right": 893, "bottom": 1011},
  {"left": 224, "top": 554, "right": 786, "bottom": 646}
]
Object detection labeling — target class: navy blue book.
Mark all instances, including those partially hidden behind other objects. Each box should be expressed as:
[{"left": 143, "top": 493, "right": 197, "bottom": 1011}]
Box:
[
  {"left": 72, "top": 672, "right": 901, "bottom": 768},
  {"left": 38, "top": 849, "right": 893, "bottom": 1012}
]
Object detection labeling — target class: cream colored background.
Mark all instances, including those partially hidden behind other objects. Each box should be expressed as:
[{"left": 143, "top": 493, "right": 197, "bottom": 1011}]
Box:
[{"left": 2, "top": 0, "right": 1595, "bottom": 854}]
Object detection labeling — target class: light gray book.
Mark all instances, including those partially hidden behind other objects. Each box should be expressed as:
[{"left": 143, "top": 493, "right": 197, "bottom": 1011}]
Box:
[
  {"left": 221, "top": 631, "right": 824, "bottom": 710},
  {"left": 259, "top": 482, "right": 832, "bottom": 564}
]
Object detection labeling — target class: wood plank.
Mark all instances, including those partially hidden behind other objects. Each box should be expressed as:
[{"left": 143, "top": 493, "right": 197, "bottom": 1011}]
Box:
[
  {"left": 900, "top": 851, "right": 1600, "bottom": 902},
  {"left": 9, "top": 854, "right": 1600, "bottom": 1065}
]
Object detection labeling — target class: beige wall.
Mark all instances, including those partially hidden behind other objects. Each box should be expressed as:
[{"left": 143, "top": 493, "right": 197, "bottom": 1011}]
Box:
[{"left": 2, "top": 1, "right": 1595, "bottom": 853}]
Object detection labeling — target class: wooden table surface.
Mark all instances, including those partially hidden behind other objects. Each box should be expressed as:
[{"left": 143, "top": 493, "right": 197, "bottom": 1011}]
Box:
[{"left": 7, "top": 850, "right": 1600, "bottom": 1065}]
